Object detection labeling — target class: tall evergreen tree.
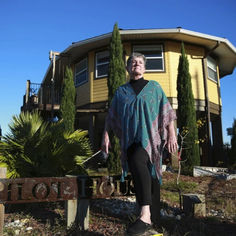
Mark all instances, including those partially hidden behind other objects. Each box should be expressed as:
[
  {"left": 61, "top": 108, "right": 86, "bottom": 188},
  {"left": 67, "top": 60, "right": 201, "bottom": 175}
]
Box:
[
  {"left": 60, "top": 66, "right": 76, "bottom": 133},
  {"left": 107, "top": 23, "right": 126, "bottom": 104},
  {"left": 177, "top": 42, "right": 200, "bottom": 173},
  {"left": 230, "top": 119, "right": 236, "bottom": 168},
  {"left": 107, "top": 23, "right": 126, "bottom": 174}
]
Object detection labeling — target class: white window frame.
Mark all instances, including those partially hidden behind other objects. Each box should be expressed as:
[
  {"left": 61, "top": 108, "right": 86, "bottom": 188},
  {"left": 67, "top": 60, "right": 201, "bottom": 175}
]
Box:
[
  {"left": 207, "top": 56, "right": 218, "bottom": 82},
  {"left": 74, "top": 58, "right": 88, "bottom": 87},
  {"left": 133, "top": 45, "right": 164, "bottom": 72},
  {"left": 95, "top": 50, "right": 110, "bottom": 78}
]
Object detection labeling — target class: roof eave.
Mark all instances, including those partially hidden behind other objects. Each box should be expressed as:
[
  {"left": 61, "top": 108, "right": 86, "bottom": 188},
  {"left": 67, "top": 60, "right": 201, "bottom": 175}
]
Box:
[{"left": 43, "top": 28, "right": 236, "bottom": 81}]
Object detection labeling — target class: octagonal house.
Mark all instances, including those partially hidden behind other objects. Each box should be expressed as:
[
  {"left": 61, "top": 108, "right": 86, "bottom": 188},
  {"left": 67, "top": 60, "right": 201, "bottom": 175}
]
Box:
[{"left": 22, "top": 28, "right": 236, "bottom": 166}]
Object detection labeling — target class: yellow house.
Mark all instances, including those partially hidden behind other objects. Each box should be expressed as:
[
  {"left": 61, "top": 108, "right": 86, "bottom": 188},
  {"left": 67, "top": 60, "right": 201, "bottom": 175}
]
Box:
[{"left": 22, "top": 28, "right": 236, "bottom": 166}]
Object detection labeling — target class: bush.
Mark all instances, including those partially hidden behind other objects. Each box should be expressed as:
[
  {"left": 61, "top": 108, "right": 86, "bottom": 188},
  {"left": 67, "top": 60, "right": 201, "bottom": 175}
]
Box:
[{"left": 0, "top": 111, "right": 92, "bottom": 178}]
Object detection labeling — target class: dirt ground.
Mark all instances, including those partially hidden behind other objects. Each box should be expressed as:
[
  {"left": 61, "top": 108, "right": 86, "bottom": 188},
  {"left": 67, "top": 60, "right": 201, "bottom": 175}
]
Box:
[{"left": 4, "top": 172, "right": 236, "bottom": 236}]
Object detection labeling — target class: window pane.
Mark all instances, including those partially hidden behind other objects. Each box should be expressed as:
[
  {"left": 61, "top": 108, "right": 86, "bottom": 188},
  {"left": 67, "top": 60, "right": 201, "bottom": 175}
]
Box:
[
  {"left": 75, "top": 58, "right": 88, "bottom": 86},
  {"left": 141, "top": 50, "right": 162, "bottom": 57},
  {"left": 75, "top": 71, "right": 87, "bottom": 86},
  {"left": 97, "top": 51, "right": 109, "bottom": 64},
  {"left": 133, "top": 45, "right": 162, "bottom": 57},
  {"left": 146, "top": 59, "right": 163, "bottom": 70},
  {"left": 75, "top": 59, "right": 87, "bottom": 72},
  {"left": 208, "top": 68, "right": 217, "bottom": 82},
  {"left": 207, "top": 57, "right": 216, "bottom": 70},
  {"left": 134, "top": 45, "right": 162, "bottom": 52},
  {"left": 97, "top": 64, "right": 109, "bottom": 77},
  {"left": 133, "top": 45, "right": 164, "bottom": 71}
]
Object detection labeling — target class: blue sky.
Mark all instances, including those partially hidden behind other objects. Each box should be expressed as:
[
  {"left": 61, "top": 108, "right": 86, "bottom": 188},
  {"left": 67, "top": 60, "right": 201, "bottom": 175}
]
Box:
[{"left": 0, "top": 0, "right": 235, "bottom": 144}]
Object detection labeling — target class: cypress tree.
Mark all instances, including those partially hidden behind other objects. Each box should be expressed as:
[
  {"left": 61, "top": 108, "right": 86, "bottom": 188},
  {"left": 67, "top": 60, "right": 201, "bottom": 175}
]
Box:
[
  {"left": 60, "top": 66, "right": 76, "bottom": 133},
  {"left": 230, "top": 119, "right": 236, "bottom": 168},
  {"left": 177, "top": 42, "right": 200, "bottom": 173},
  {"left": 107, "top": 23, "right": 126, "bottom": 104},
  {"left": 107, "top": 23, "right": 126, "bottom": 174}
]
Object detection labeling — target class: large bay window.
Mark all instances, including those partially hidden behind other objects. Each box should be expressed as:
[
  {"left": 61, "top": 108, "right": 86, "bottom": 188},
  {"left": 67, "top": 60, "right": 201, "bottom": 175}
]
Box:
[
  {"left": 207, "top": 57, "right": 218, "bottom": 82},
  {"left": 74, "top": 58, "right": 88, "bottom": 87},
  {"left": 95, "top": 50, "right": 110, "bottom": 78},
  {"left": 133, "top": 45, "right": 164, "bottom": 71}
]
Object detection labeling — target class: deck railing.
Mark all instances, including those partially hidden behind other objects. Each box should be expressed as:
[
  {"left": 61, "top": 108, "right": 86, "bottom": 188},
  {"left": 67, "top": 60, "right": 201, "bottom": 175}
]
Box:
[
  {"left": 23, "top": 81, "right": 61, "bottom": 111},
  {"left": 30, "top": 82, "right": 61, "bottom": 105}
]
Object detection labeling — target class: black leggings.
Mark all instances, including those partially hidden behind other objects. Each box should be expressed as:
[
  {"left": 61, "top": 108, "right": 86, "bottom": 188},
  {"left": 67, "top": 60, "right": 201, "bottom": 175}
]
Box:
[{"left": 127, "top": 143, "right": 152, "bottom": 206}]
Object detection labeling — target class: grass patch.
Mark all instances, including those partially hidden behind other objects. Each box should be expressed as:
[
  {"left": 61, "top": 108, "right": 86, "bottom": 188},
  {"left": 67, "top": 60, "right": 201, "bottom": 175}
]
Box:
[
  {"left": 87, "top": 168, "right": 109, "bottom": 176},
  {"left": 161, "top": 190, "right": 180, "bottom": 204},
  {"left": 207, "top": 196, "right": 236, "bottom": 221},
  {"left": 223, "top": 198, "right": 236, "bottom": 218},
  {"left": 161, "top": 180, "right": 197, "bottom": 193}
]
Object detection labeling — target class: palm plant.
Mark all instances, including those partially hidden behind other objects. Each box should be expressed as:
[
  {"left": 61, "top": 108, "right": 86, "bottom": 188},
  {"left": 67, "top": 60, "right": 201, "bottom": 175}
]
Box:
[{"left": 0, "top": 111, "right": 92, "bottom": 178}]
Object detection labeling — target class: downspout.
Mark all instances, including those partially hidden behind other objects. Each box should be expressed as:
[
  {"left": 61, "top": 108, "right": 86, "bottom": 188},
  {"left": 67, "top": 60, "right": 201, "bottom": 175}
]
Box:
[{"left": 202, "top": 41, "right": 220, "bottom": 165}]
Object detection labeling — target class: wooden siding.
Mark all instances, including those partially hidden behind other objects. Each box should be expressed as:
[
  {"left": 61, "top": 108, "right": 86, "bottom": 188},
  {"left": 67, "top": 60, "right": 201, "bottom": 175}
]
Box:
[
  {"left": 93, "top": 78, "right": 108, "bottom": 102},
  {"left": 74, "top": 40, "right": 221, "bottom": 108},
  {"left": 75, "top": 82, "right": 90, "bottom": 106},
  {"left": 207, "top": 79, "right": 220, "bottom": 105},
  {"left": 73, "top": 60, "right": 91, "bottom": 106},
  {"left": 74, "top": 51, "right": 94, "bottom": 106},
  {"left": 166, "top": 41, "right": 206, "bottom": 100},
  {"left": 187, "top": 44, "right": 205, "bottom": 101}
]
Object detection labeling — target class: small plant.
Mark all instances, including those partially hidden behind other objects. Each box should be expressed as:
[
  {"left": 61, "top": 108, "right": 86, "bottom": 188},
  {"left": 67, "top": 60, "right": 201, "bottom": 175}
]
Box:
[
  {"left": 161, "top": 190, "right": 180, "bottom": 204},
  {"left": 229, "top": 119, "right": 236, "bottom": 169},
  {"left": 161, "top": 180, "right": 197, "bottom": 193},
  {"left": 0, "top": 111, "right": 92, "bottom": 178},
  {"left": 169, "top": 128, "right": 192, "bottom": 208}
]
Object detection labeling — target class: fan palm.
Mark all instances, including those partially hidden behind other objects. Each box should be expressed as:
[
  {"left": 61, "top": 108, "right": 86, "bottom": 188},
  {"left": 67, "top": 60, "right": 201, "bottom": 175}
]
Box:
[{"left": 0, "top": 111, "right": 92, "bottom": 178}]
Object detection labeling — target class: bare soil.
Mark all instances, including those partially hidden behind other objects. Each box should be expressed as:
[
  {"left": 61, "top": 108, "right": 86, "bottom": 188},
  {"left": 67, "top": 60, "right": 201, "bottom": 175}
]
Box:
[{"left": 4, "top": 172, "right": 236, "bottom": 235}]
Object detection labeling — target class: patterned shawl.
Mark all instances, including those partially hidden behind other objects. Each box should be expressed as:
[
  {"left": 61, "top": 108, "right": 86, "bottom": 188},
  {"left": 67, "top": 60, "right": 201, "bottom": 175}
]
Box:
[{"left": 106, "top": 80, "right": 176, "bottom": 183}]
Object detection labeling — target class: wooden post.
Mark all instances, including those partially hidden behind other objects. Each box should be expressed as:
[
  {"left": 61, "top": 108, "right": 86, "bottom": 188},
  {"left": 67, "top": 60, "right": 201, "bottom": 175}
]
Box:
[
  {"left": 183, "top": 194, "right": 206, "bottom": 217},
  {"left": 77, "top": 199, "right": 90, "bottom": 230},
  {"left": 65, "top": 198, "right": 90, "bottom": 230},
  {"left": 65, "top": 175, "right": 90, "bottom": 230},
  {"left": 0, "top": 168, "right": 7, "bottom": 236},
  {"left": 65, "top": 199, "right": 78, "bottom": 228},
  {"left": 25, "top": 80, "right": 30, "bottom": 105}
]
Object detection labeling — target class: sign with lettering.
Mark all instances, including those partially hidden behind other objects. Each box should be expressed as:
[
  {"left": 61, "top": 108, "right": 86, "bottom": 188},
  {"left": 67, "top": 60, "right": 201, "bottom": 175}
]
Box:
[
  {"left": 0, "top": 177, "right": 78, "bottom": 203},
  {"left": 78, "top": 175, "right": 135, "bottom": 199},
  {"left": 0, "top": 175, "right": 135, "bottom": 204}
]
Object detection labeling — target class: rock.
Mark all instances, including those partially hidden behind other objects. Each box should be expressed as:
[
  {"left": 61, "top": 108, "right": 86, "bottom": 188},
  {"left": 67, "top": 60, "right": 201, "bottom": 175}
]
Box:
[
  {"left": 160, "top": 209, "right": 165, "bottom": 217},
  {"left": 176, "top": 215, "right": 181, "bottom": 220},
  {"left": 168, "top": 213, "right": 175, "bottom": 218},
  {"left": 226, "top": 174, "right": 236, "bottom": 180}
]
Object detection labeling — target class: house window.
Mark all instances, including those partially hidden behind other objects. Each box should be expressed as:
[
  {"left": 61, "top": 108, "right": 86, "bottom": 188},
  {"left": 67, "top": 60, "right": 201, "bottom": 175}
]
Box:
[
  {"left": 75, "top": 58, "right": 88, "bottom": 87},
  {"left": 133, "top": 45, "right": 164, "bottom": 71},
  {"left": 207, "top": 57, "right": 218, "bottom": 82},
  {"left": 96, "top": 50, "right": 110, "bottom": 78}
]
